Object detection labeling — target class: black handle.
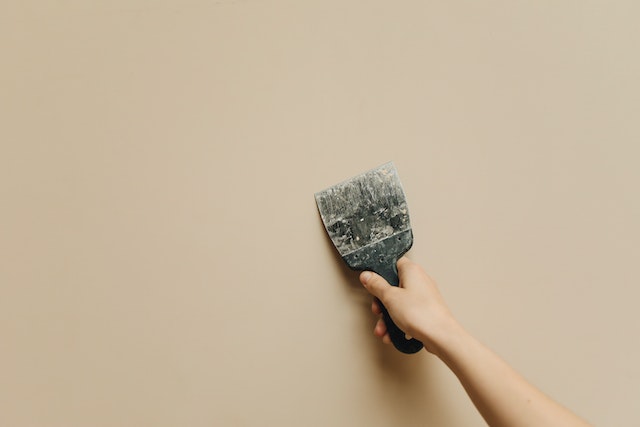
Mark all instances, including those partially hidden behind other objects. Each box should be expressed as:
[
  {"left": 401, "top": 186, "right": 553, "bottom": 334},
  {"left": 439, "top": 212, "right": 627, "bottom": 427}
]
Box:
[
  {"left": 340, "top": 230, "right": 422, "bottom": 354},
  {"left": 372, "top": 263, "right": 424, "bottom": 354}
]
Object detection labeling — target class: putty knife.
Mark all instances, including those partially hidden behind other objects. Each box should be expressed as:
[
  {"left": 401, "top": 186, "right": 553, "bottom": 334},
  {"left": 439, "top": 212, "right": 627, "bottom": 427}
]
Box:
[{"left": 315, "top": 162, "right": 424, "bottom": 354}]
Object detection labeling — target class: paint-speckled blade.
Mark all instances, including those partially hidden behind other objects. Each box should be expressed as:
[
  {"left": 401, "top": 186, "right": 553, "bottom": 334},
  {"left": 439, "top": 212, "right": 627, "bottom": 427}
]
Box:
[{"left": 314, "top": 162, "right": 411, "bottom": 259}]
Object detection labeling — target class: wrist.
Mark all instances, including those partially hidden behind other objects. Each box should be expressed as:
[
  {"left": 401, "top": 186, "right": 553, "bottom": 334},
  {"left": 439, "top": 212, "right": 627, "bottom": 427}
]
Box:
[{"left": 419, "top": 316, "right": 469, "bottom": 358}]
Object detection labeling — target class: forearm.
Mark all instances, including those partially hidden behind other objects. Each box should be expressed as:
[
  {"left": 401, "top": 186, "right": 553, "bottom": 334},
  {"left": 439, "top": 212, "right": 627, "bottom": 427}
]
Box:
[
  {"left": 359, "top": 260, "right": 592, "bottom": 426},
  {"left": 424, "top": 323, "right": 592, "bottom": 427}
]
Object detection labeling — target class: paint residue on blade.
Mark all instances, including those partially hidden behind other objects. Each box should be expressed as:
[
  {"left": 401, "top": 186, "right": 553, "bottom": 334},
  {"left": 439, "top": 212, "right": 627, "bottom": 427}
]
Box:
[{"left": 315, "top": 163, "right": 411, "bottom": 256}]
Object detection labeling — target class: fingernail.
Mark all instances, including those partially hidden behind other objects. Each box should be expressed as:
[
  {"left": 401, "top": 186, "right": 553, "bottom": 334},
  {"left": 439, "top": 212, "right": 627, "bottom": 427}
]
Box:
[{"left": 361, "top": 271, "right": 371, "bottom": 283}]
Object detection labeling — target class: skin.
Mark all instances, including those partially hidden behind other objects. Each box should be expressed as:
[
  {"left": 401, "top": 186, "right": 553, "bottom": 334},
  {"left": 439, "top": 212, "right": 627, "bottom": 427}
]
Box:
[{"left": 359, "top": 256, "right": 593, "bottom": 427}]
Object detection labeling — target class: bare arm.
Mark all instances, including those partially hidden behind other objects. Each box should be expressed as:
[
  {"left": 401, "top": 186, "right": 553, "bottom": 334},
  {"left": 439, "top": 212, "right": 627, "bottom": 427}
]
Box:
[{"left": 360, "top": 257, "right": 592, "bottom": 427}]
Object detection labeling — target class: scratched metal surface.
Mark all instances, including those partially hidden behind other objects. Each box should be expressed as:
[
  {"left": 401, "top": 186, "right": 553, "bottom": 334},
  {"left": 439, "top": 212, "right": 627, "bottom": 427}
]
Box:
[{"left": 315, "top": 162, "right": 411, "bottom": 256}]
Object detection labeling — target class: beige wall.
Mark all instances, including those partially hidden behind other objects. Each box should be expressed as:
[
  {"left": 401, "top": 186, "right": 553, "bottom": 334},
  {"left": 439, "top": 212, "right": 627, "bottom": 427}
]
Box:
[{"left": 2, "top": 1, "right": 639, "bottom": 426}]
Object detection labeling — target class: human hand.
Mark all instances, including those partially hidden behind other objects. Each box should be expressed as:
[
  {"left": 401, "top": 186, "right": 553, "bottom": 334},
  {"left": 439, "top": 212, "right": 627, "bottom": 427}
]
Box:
[
  {"left": 359, "top": 256, "right": 460, "bottom": 355},
  {"left": 361, "top": 257, "right": 593, "bottom": 427}
]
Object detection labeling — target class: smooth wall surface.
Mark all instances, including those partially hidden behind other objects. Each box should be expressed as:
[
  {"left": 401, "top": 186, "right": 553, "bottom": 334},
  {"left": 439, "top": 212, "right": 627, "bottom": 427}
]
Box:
[{"left": 2, "top": 1, "right": 639, "bottom": 426}]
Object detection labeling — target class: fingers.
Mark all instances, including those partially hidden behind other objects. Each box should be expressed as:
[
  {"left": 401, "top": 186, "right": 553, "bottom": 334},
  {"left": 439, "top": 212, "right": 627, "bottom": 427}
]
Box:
[
  {"left": 396, "top": 256, "right": 414, "bottom": 288},
  {"left": 372, "top": 299, "right": 390, "bottom": 344},
  {"left": 360, "top": 256, "right": 415, "bottom": 296},
  {"left": 359, "top": 270, "right": 397, "bottom": 303},
  {"left": 397, "top": 255, "right": 426, "bottom": 290},
  {"left": 374, "top": 318, "right": 391, "bottom": 344},
  {"left": 371, "top": 299, "right": 382, "bottom": 315},
  {"left": 397, "top": 255, "right": 412, "bottom": 269},
  {"left": 374, "top": 318, "right": 386, "bottom": 337},
  {"left": 360, "top": 263, "right": 406, "bottom": 346}
]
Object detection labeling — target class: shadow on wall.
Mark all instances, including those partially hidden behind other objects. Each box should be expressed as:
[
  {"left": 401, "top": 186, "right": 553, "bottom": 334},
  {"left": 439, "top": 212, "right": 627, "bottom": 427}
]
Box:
[{"left": 317, "top": 212, "right": 461, "bottom": 426}]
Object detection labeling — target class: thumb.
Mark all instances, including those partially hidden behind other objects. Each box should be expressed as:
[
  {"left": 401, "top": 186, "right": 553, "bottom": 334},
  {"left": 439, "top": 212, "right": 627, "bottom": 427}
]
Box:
[{"left": 360, "top": 271, "right": 397, "bottom": 303}]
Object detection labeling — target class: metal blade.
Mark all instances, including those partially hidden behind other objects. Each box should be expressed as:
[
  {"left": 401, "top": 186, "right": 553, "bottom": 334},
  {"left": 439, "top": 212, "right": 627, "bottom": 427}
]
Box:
[{"left": 314, "top": 162, "right": 411, "bottom": 257}]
